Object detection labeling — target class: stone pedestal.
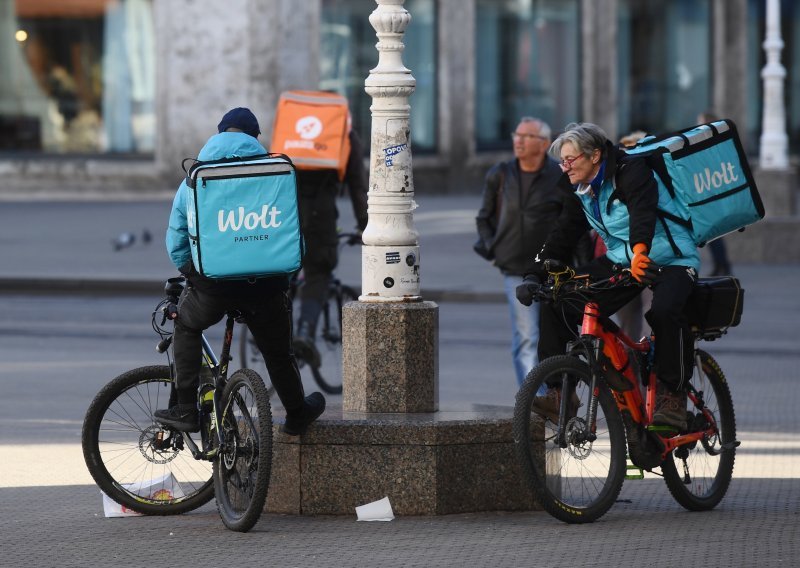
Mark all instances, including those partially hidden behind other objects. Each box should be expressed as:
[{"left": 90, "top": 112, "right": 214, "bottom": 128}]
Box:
[
  {"left": 342, "top": 301, "right": 438, "bottom": 413},
  {"left": 265, "top": 406, "right": 539, "bottom": 515},
  {"left": 753, "top": 167, "right": 796, "bottom": 218}
]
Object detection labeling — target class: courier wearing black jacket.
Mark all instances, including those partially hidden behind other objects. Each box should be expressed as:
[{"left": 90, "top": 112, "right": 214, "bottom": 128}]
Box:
[
  {"left": 475, "top": 117, "right": 573, "bottom": 387},
  {"left": 516, "top": 122, "right": 700, "bottom": 432}
]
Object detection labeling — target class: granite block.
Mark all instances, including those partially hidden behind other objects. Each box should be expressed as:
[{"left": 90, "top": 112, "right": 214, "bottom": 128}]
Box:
[
  {"left": 342, "top": 301, "right": 439, "bottom": 413},
  {"left": 265, "top": 404, "right": 540, "bottom": 516}
]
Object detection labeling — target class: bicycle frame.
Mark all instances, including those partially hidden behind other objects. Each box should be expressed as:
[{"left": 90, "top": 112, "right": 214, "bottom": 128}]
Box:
[
  {"left": 175, "top": 314, "right": 237, "bottom": 461},
  {"left": 569, "top": 297, "right": 721, "bottom": 461}
]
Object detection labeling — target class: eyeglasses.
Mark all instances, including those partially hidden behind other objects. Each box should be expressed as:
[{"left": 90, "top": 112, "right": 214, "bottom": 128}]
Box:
[
  {"left": 510, "top": 132, "right": 546, "bottom": 142},
  {"left": 559, "top": 154, "right": 585, "bottom": 170}
]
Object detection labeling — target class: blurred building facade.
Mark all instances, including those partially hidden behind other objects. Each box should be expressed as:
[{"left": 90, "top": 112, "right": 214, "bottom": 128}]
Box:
[{"left": 0, "top": 0, "right": 797, "bottom": 207}]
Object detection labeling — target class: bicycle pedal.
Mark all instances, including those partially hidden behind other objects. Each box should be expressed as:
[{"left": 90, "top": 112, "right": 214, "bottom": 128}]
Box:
[{"left": 625, "top": 457, "right": 644, "bottom": 480}]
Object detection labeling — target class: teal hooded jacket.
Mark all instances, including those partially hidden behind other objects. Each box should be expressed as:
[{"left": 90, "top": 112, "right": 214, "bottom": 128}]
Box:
[{"left": 166, "top": 132, "right": 268, "bottom": 272}]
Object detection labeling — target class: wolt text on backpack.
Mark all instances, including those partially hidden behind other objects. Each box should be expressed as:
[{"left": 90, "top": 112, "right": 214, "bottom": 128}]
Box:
[
  {"left": 270, "top": 90, "right": 351, "bottom": 181},
  {"left": 183, "top": 153, "right": 304, "bottom": 279},
  {"left": 623, "top": 119, "right": 765, "bottom": 247}
]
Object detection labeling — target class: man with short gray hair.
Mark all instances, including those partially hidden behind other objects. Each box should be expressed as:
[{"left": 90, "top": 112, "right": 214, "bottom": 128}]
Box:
[{"left": 475, "top": 117, "right": 576, "bottom": 387}]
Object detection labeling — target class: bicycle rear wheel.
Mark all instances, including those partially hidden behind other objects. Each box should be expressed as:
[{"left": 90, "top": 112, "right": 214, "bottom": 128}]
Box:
[
  {"left": 310, "top": 283, "right": 358, "bottom": 394},
  {"left": 662, "top": 350, "right": 737, "bottom": 511},
  {"left": 213, "top": 368, "right": 273, "bottom": 532},
  {"left": 238, "top": 325, "right": 277, "bottom": 398},
  {"left": 513, "top": 355, "right": 627, "bottom": 523},
  {"left": 82, "top": 366, "right": 214, "bottom": 515}
]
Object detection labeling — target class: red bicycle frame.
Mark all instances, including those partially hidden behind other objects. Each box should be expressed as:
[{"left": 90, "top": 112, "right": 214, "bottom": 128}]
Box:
[{"left": 579, "top": 300, "right": 720, "bottom": 459}]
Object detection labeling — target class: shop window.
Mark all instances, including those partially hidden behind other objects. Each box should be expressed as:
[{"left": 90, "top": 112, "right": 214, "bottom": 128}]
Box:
[
  {"left": 0, "top": 0, "right": 155, "bottom": 154},
  {"left": 618, "top": 0, "right": 710, "bottom": 137},
  {"left": 475, "top": 0, "right": 581, "bottom": 151},
  {"left": 320, "top": 0, "right": 437, "bottom": 155}
]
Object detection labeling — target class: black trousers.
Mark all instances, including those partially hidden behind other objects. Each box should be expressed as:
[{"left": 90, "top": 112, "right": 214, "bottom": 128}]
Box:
[
  {"left": 537, "top": 258, "right": 697, "bottom": 390},
  {"left": 297, "top": 237, "right": 338, "bottom": 330},
  {"left": 173, "top": 286, "right": 305, "bottom": 412}
]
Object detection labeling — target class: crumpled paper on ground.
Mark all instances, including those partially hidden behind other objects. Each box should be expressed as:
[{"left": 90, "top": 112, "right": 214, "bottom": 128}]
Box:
[{"left": 355, "top": 496, "right": 395, "bottom": 521}]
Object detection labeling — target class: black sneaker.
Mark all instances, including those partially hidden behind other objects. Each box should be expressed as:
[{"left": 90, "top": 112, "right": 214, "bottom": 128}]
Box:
[
  {"left": 281, "top": 392, "right": 326, "bottom": 436},
  {"left": 154, "top": 403, "right": 200, "bottom": 432}
]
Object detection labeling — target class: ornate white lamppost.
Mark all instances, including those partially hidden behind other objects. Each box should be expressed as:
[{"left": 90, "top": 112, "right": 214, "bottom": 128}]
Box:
[
  {"left": 759, "top": 0, "right": 789, "bottom": 170},
  {"left": 341, "top": 0, "right": 437, "bottom": 414},
  {"left": 360, "top": 0, "right": 420, "bottom": 301}
]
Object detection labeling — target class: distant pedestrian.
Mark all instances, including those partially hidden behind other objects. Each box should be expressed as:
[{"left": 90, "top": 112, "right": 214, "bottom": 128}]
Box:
[{"left": 475, "top": 117, "right": 575, "bottom": 387}]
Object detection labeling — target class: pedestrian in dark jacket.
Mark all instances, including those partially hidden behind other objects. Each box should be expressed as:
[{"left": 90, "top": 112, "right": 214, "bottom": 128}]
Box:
[
  {"left": 516, "top": 122, "right": 699, "bottom": 431},
  {"left": 475, "top": 117, "right": 572, "bottom": 387},
  {"left": 157, "top": 107, "right": 325, "bottom": 436}
]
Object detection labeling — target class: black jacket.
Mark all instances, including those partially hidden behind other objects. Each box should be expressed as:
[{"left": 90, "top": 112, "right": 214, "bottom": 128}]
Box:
[
  {"left": 296, "top": 130, "right": 369, "bottom": 247},
  {"left": 475, "top": 157, "right": 569, "bottom": 276},
  {"left": 532, "top": 142, "right": 659, "bottom": 277}
]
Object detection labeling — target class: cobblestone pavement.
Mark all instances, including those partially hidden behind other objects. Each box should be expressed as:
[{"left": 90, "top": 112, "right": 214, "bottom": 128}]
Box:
[{"left": 1, "top": 197, "right": 798, "bottom": 567}]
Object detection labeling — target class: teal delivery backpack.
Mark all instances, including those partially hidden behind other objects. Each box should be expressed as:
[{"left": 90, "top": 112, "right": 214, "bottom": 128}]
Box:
[
  {"left": 624, "top": 119, "right": 765, "bottom": 246},
  {"left": 184, "top": 153, "right": 304, "bottom": 279}
]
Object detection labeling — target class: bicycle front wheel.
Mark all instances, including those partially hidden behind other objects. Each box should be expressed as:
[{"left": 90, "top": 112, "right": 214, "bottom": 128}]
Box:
[
  {"left": 213, "top": 368, "right": 273, "bottom": 532},
  {"left": 661, "top": 349, "right": 737, "bottom": 511},
  {"left": 311, "top": 284, "right": 358, "bottom": 394},
  {"left": 513, "top": 355, "right": 627, "bottom": 524},
  {"left": 82, "top": 366, "right": 214, "bottom": 515}
]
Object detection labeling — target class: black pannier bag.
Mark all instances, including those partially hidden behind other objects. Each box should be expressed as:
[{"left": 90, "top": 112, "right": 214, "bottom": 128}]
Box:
[{"left": 684, "top": 277, "right": 744, "bottom": 333}]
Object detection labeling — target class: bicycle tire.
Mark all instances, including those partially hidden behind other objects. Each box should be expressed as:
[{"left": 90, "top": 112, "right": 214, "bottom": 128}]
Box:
[
  {"left": 213, "top": 368, "right": 273, "bottom": 532},
  {"left": 238, "top": 325, "right": 277, "bottom": 398},
  {"left": 513, "top": 355, "right": 627, "bottom": 524},
  {"left": 661, "top": 349, "right": 736, "bottom": 511},
  {"left": 82, "top": 365, "right": 215, "bottom": 515},
  {"left": 310, "top": 283, "right": 358, "bottom": 394}
]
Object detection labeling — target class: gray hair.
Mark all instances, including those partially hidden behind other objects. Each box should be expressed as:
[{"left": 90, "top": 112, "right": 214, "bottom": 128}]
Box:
[
  {"left": 549, "top": 122, "right": 609, "bottom": 159},
  {"left": 519, "top": 116, "right": 552, "bottom": 141}
]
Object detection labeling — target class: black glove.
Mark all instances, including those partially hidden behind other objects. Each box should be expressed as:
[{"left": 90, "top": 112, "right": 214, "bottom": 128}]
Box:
[
  {"left": 515, "top": 275, "right": 542, "bottom": 306},
  {"left": 639, "top": 263, "right": 662, "bottom": 286},
  {"left": 347, "top": 231, "right": 363, "bottom": 246}
]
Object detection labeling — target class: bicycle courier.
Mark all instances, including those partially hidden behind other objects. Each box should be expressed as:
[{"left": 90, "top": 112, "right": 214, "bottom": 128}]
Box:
[
  {"left": 270, "top": 90, "right": 351, "bottom": 181},
  {"left": 181, "top": 135, "right": 304, "bottom": 280},
  {"left": 623, "top": 119, "right": 764, "bottom": 246}
]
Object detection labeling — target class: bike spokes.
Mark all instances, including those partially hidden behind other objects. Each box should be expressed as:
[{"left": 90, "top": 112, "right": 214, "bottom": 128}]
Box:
[
  {"left": 514, "top": 356, "right": 627, "bottom": 524},
  {"left": 661, "top": 351, "right": 736, "bottom": 511},
  {"left": 213, "top": 369, "right": 272, "bottom": 532}
]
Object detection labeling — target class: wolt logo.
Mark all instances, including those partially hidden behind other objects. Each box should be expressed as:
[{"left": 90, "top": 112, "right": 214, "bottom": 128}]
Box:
[
  {"left": 693, "top": 161, "right": 739, "bottom": 195},
  {"left": 218, "top": 205, "right": 282, "bottom": 232}
]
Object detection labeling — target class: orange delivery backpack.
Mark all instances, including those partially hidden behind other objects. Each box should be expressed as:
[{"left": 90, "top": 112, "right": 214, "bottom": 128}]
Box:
[{"left": 270, "top": 90, "right": 351, "bottom": 181}]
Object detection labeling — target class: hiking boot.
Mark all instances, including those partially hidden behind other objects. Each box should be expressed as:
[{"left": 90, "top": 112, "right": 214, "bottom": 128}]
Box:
[
  {"left": 532, "top": 387, "right": 581, "bottom": 423},
  {"left": 293, "top": 322, "right": 321, "bottom": 368},
  {"left": 154, "top": 403, "right": 199, "bottom": 432},
  {"left": 652, "top": 382, "right": 688, "bottom": 432},
  {"left": 281, "top": 392, "right": 326, "bottom": 436}
]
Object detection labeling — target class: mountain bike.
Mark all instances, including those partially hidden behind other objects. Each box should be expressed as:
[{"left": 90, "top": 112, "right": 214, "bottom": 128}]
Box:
[
  {"left": 82, "top": 277, "right": 272, "bottom": 532},
  {"left": 239, "top": 232, "right": 360, "bottom": 395},
  {"left": 513, "top": 259, "right": 741, "bottom": 523}
]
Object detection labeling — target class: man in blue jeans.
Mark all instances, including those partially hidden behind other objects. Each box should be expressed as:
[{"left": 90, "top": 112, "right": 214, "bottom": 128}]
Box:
[
  {"left": 476, "top": 117, "right": 580, "bottom": 387},
  {"left": 155, "top": 107, "right": 325, "bottom": 436}
]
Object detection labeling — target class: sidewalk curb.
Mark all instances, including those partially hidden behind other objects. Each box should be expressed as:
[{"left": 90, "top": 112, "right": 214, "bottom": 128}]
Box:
[{"left": 0, "top": 277, "right": 506, "bottom": 303}]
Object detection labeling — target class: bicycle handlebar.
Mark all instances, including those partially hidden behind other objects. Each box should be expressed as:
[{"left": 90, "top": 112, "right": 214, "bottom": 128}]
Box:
[{"left": 533, "top": 259, "right": 656, "bottom": 304}]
